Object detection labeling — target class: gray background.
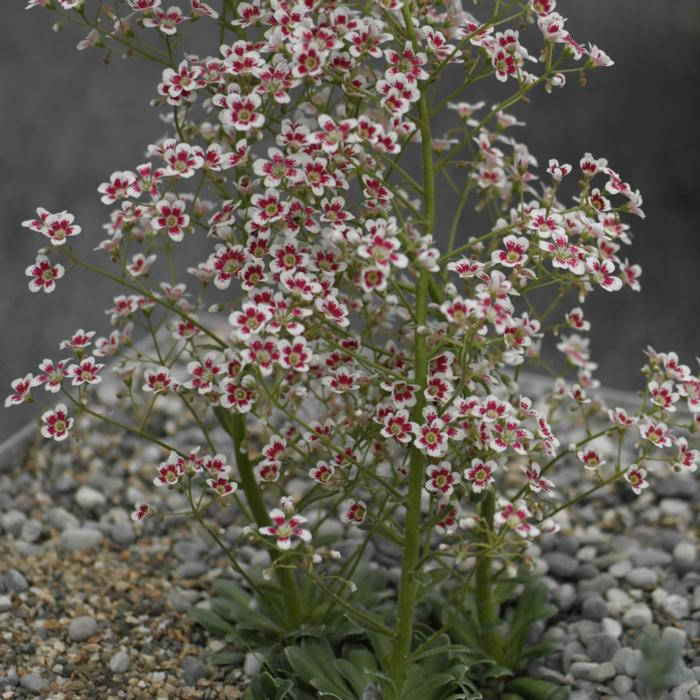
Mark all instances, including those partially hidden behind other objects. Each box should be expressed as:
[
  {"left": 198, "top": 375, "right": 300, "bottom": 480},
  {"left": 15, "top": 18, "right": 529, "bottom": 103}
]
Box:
[{"left": 2, "top": 1, "right": 699, "bottom": 440}]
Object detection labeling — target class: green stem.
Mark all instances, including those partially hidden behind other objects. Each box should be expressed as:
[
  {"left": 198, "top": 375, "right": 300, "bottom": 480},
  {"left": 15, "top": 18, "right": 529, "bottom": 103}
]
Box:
[
  {"left": 475, "top": 490, "right": 503, "bottom": 661},
  {"left": 214, "top": 408, "right": 304, "bottom": 629},
  {"left": 388, "top": 4, "right": 435, "bottom": 692}
]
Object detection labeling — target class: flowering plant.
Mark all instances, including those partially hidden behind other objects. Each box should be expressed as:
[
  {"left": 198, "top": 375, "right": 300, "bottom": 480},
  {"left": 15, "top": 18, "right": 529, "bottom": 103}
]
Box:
[{"left": 9, "top": 0, "right": 699, "bottom": 697}]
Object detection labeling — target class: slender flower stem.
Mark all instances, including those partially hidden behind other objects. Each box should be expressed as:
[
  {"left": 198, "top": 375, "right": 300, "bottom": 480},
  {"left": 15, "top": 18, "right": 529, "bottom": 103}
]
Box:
[{"left": 389, "top": 4, "right": 435, "bottom": 692}]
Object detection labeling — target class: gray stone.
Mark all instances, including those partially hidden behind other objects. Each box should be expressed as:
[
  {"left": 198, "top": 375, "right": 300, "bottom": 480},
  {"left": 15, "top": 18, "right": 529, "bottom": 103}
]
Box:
[
  {"left": 660, "top": 498, "right": 691, "bottom": 518},
  {"left": 0, "top": 595, "right": 12, "bottom": 612},
  {"left": 607, "top": 587, "right": 634, "bottom": 614},
  {"left": 574, "top": 620, "right": 601, "bottom": 646},
  {"left": 570, "top": 661, "right": 599, "bottom": 680},
  {"left": 19, "top": 674, "right": 47, "bottom": 693},
  {"left": 613, "top": 648, "right": 642, "bottom": 676},
  {"left": 109, "top": 651, "right": 130, "bottom": 673},
  {"left": 0, "top": 509, "right": 26, "bottom": 536},
  {"left": 554, "top": 582, "right": 577, "bottom": 611},
  {"left": 614, "top": 675, "right": 634, "bottom": 694},
  {"left": 60, "top": 527, "right": 103, "bottom": 551},
  {"left": 173, "top": 540, "right": 205, "bottom": 562},
  {"left": 656, "top": 476, "right": 699, "bottom": 499},
  {"left": 661, "top": 626, "right": 688, "bottom": 647},
  {"left": 626, "top": 567, "right": 658, "bottom": 588},
  {"left": 631, "top": 549, "right": 672, "bottom": 567},
  {"left": 580, "top": 573, "right": 616, "bottom": 595},
  {"left": 544, "top": 552, "right": 579, "bottom": 578},
  {"left": 3, "top": 569, "right": 28, "bottom": 593},
  {"left": 563, "top": 640, "right": 586, "bottom": 673},
  {"left": 54, "top": 473, "right": 77, "bottom": 493},
  {"left": 168, "top": 590, "right": 194, "bottom": 613},
  {"left": 602, "top": 617, "right": 623, "bottom": 638},
  {"left": 175, "top": 561, "right": 208, "bottom": 579},
  {"left": 610, "top": 559, "right": 633, "bottom": 578},
  {"left": 75, "top": 485, "right": 107, "bottom": 511},
  {"left": 582, "top": 594, "right": 608, "bottom": 621},
  {"left": 586, "top": 633, "right": 621, "bottom": 662},
  {"left": 590, "top": 661, "right": 616, "bottom": 682},
  {"left": 243, "top": 652, "right": 264, "bottom": 677},
  {"left": 20, "top": 518, "right": 42, "bottom": 542},
  {"left": 46, "top": 506, "right": 80, "bottom": 531},
  {"left": 182, "top": 655, "right": 208, "bottom": 686},
  {"left": 110, "top": 523, "right": 135, "bottom": 546},
  {"left": 674, "top": 542, "right": 698, "bottom": 572},
  {"left": 662, "top": 594, "right": 690, "bottom": 619},
  {"left": 623, "top": 603, "right": 653, "bottom": 628},
  {"left": 68, "top": 616, "right": 98, "bottom": 642}
]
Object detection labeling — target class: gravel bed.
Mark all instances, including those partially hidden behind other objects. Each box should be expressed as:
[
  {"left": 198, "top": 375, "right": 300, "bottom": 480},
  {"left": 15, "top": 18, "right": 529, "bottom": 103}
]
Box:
[{"left": 0, "top": 380, "right": 698, "bottom": 699}]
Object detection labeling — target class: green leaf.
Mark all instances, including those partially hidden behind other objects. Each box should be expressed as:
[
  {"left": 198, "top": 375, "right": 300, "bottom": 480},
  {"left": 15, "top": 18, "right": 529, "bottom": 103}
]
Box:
[
  {"left": 187, "top": 608, "right": 237, "bottom": 636},
  {"left": 506, "top": 677, "right": 569, "bottom": 700},
  {"left": 211, "top": 578, "right": 253, "bottom": 608},
  {"left": 334, "top": 658, "right": 369, "bottom": 696}
]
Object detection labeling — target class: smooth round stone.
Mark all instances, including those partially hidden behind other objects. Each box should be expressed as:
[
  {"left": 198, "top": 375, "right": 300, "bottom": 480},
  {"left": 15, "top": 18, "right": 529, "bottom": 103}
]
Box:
[
  {"left": 60, "top": 527, "right": 103, "bottom": 551},
  {"left": 68, "top": 616, "right": 98, "bottom": 642},
  {"left": 577, "top": 545, "right": 598, "bottom": 562},
  {"left": 109, "top": 651, "right": 130, "bottom": 673},
  {"left": 607, "top": 587, "right": 634, "bottom": 614},
  {"left": 631, "top": 549, "right": 672, "bottom": 567},
  {"left": 626, "top": 567, "right": 658, "bottom": 588},
  {"left": 544, "top": 552, "right": 579, "bottom": 578},
  {"left": 175, "top": 561, "right": 208, "bottom": 579},
  {"left": 46, "top": 507, "right": 80, "bottom": 531},
  {"left": 622, "top": 604, "right": 653, "bottom": 628},
  {"left": 75, "top": 486, "right": 107, "bottom": 511},
  {"left": 662, "top": 594, "right": 690, "bottom": 620},
  {"left": 4, "top": 569, "right": 28, "bottom": 593},
  {"left": 610, "top": 559, "right": 633, "bottom": 578},
  {"left": 243, "top": 652, "right": 264, "bottom": 677},
  {"left": 580, "top": 573, "right": 616, "bottom": 595},
  {"left": 661, "top": 626, "right": 688, "bottom": 647},
  {"left": 0, "top": 595, "right": 12, "bottom": 612},
  {"left": 660, "top": 498, "right": 691, "bottom": 518},
  {"left": 613, "top": 647, "right": 643, "bottom": 676},
  {"left": 182, "top": 655, "right": 208, "bottom": 686},
  {"left": 589, "top": 662, "right": 616, "bottom": 683},
  {"left": 674, "top": 542, "right": 697, "bottom": 571},
  {"left": 20, "top": 519, "right": 42, "bottom": 543},
  {"left": 614, "top": 675, "right": 634, "bottom": 694},
  {"left": 110, "top": 523, "right": 135, "bottom": 546},
  {"left": 0, "top": 510, "right": 26, "bottom": 536},
  {"left": 19, "top": 674, "right": 47, "bottom": 694},
  {"left": 554, "top": 583, "right": 577, "bottom": 611},
  {"left": 602, "top": 617, "right": 623, "bottom": 638},
  {"left": 582, "top": 594, "right": 608, "bottom": 621},
  {"left": 586, "top": 633, "right": 621, "bottom": 662}
]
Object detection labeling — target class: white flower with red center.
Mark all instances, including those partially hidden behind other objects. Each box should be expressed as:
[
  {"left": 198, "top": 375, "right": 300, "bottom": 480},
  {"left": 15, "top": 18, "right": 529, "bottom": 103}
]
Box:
[
  {"left": 446, "top": 257, "right": 487, "bottom": 280},
  {"left": 266, "top": 296, "right": 312, "bottom": 336},
  {"left": 221, "top": 40, "right": 265, "bottom": 75},
  {"left": 254, "top": 63, "right": 297, "bottom": 104},
  {"left": 490, "top": 48, "right": 517, "bottom": 82},
  {"left": 259, "top": 499, "right": 311, "bottom": 550},
  {"left": 59, "top": 329, "right": 95, "bottom": 351},
  {"left": 303, "top": 157, "right": 333, "bottom": 197},
  {"left": 215, "top": 90, "right": 265, "bottom": 132},
  {"left": 240, "top": 338, "right": 279, "bottom": 376},
  {"left": 357, "top": 227, "right": 407, "bottom": 269},
  {"left": 495, "top": 500, "right": 539, "bottom": 538},
  {"left": 565, "top": 307, "right": 590, "bottom": 331},
  {"left": 425, "top": 462, "right": 461, "bottom": 497},
  {"left": 537, "top": 11, "right": 567, "bottom": 42},
  {"left": 278, "top": 338, "right": 313, "bottom": 373},
  {"left": 673, "top": 438, "right": 698, "bottom": 473},
  {"left": 439, "top": 297, "right": 477, "bottom": 328},
  {"left": 648, "top": 380, "right": 679, "bottom": 412},
  {"left": 638, "top": 420, "right": 673, "bottom": 448},
  {"left": 128, "top": 0, "right": 160, "bottom": 9},
  {"left": 464, "top": 458, "right": 496, "bottom": 493},
  {"left": 249, "top": 189, "right": 288, "bottom": 226},
  {"left": 4, "top": 374, "right": 40, "bottom": 408},
  {"left": 624, "top": 465, "right": 648, "bottom": 495},
  {"left": 25, "top": 254, "right": 64, "bottom": 293},
  {"left": 579, "top": 152, "right": 608, "bottom": 177},
  {"left": 35, "top": 359, "right": 67, "bottom": 393},
  {"left": 680, "top": 378, "right": 700, "bottom": 414},
  {"left": 435, "top": 505, "right": 459, "bottom": 535},
  {"left": 97, "top": 171, "right": 140, "bottom": 205},
  {"left": 309, "top": 461, "right": 335, "bottom": 485},
  {"left": 22, "top": 209, "right": 81, "bottom": 246},
  {"left": 126, "top": 253, "right": 157, "bottom": 278},
  {"left": 143, "top": 366, "right": 174, "bottom": 394},
  {"left": 152, "top": 199, "right": 190, "bottom": 242},
  {"left": 161, "top": 142, "right": 204, "bottom": 178},
  {"left": 608, "top": 406, "right": 638, "bottom": 428},
  {"left": 270, "top": 240, "right": 308, "bottom": 275},
  {"left": 619, "top": 259, "right": 642, "bottom": 292},
  {"left": 577, "top": 448, "right": 605, "bottom": 471},
  {"left": 492, "top": 235, "right": 529, "bottom": 268},
  {"left": 207, "top": 476, "right": 238, "bottom": 497},
  {"left": 153, "top": 451, "right": 186, "bottom": 486},
  {"left": 320, "top": 196, "right": 354, "bottom": 226},
  {"left": 280, "top": 271, "right": 322, "bottom": 302},
  {"left": 41, "top": 403, "right": 74, "bottom": 441},
  {"left": 314, "top": 114, "right": 356, "bottom": 154},
  {"left": 358, "top": 266, "right": 388, "bottom": 294},
  {"left": 229, "top": 302, "right": 273, "bottom": 339},
  {"left": 184, "top": 353, "right": 222, "bottom": 394},
  {"left": 315, "top": 295, "right": 350, "bottom": 328},
  {"left": 304, "top": 419, "right": 335, "bottom": 445},
  {"left": 414, "top": 416, "right": 449, "bottom": 458},
  {"left": 158, "top": 59, "right": 205, "bottom": 104},
  {"left": 191, "top": 0, "right": 219, "bottom": 18},
  {"left": 253, "top": 148, "right": 302, "bottom": 188},
  {"left": 255, "top": 461, "right": 281, "bottom": 483},
  {"left": 345, "top": 19, "right": 391, "bottom": 58},
  {"left": 220, "top": 379, "right": 257, "bottom": 413},
  {"left": 322, "top": 367, "right": 362, "bottom": 394},
  {"left": 384, "top": 42, "right": 428, "bottom": 84},
  {"left": 424, "top": 374, "right": 453, "bottom": 404},
  {"left": 143, "top": 6, "right": 186, "bottom": 35},
  {"left": 474, "top": 395, "right": 510, "bottom": 423},
  {"left": 68, "top": 356, "right": 104, "bottom": 386},
  {"left": 585, "top": 257, "right": 622, "bottom": 292},
  {"left": 380, "top": 380, "right": 419, "bottom": 409},
  {"left": 131, "top": 502, "right": 151, "bottom": 522},
  {"left": 547, "top": 158, "right": 571, "bottom": 180},
  {"left": 527, "top": 208, "right": 564, "bottom": 238},
  {"left": 380, "top": 409, "right": 418, "bottom": 444},
  {"left": 340, "top": 499, "right": 367, "bottom": 525},
  {"left": 489, "top": 419, "right": 532, "bottom": 454},
  {"left": 522, "top": 463, "right": 555, "bottom": 494},
  {"left": 557, "top": 334, "right": 596, "bottom": 371},
  {"left": 209, "top": 244, "right": 246, "bottom": 290}
]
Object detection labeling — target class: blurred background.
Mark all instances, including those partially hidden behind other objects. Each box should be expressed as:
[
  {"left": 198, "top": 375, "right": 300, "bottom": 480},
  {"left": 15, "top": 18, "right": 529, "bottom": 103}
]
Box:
[{"left": 1, "top": 1, "right": 699, "bottom": 440}]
